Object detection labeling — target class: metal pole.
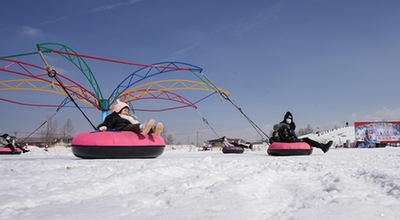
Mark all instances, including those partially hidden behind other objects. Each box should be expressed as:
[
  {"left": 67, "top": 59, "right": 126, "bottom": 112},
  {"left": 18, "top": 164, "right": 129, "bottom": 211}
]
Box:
[{"left": 196, "top": 131, "right": 199, "bottom": 148}]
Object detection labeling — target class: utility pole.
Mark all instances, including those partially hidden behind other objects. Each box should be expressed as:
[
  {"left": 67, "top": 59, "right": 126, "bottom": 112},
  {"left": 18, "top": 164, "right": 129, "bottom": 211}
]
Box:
[{"left": 196, "top": 131, "right": 199, "bottom": 148}]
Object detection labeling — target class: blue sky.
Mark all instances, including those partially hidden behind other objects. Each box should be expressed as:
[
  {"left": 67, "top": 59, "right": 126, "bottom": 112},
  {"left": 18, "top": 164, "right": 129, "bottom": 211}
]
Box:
[{"left": 1, "top": 0, "right": 400, "bottom": 145}]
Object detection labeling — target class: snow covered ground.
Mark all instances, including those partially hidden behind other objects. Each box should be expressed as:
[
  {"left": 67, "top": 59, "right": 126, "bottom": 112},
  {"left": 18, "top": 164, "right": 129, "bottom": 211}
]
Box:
[{"left": 1, "top": 128, "right": 400, "bottom": 220}]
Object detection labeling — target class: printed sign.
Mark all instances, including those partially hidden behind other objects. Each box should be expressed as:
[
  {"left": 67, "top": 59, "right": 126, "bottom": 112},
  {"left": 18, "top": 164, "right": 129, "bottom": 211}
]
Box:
[{"left": 354, "top": 121, "right": 400, "bottom": 143}]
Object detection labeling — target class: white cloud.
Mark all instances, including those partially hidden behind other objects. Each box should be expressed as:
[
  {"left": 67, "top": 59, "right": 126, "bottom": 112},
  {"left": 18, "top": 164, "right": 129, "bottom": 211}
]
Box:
[
  {"left": 168, "top": 42, "right": 201, "bottom": 60},
  {"left": 21, "top": 26, "right": 43, "bottom": 37},
  {"left": 231, "top": 1, "right": 290, "bottom": 36},
  {"left": 92, "top": 0, "right": 142, "bottom": 12},
  {"left": 350, "top": 107, "right": 400, "bottom": 122},
  {"left": 374, "top": 107, "right": 400, "bottom": 120},
  {"left": 38, "top": 16, "right": 68, "bottom": 26}
]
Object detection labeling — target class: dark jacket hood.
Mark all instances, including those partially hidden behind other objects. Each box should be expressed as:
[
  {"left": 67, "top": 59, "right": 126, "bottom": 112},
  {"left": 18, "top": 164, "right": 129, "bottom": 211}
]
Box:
[{"left": 283, "top": 111, "right": 293, "bottom": 121}]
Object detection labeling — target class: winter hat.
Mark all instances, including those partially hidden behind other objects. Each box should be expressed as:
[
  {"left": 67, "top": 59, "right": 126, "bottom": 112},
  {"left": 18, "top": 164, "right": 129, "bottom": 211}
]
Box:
[
  {"left": 284, "top": 111, "right": 293, "bottom": 120},
  {"left": 112, "top": 99, "right": 129, "bottom": 113},
  {"left": 1, "top": 133, "right": 9, "bottom": 138}
]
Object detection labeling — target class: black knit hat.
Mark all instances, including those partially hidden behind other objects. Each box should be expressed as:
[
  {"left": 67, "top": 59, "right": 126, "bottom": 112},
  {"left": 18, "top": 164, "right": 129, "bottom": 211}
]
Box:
[{"left": 1, "top": 133, "right": 9, "bottom": 138}]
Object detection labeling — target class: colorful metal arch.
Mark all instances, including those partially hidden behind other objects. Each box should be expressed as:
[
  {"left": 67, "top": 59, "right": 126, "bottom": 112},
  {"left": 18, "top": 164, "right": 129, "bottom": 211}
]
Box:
[
  {"left": 35, "top": 43, "right": 209, "bottom": 106},
  {"left": 1, "top": 57, "right": 50, "bottom": 79},
  {"left": 0, "top": 79, "right": 96, "bottom": 108},
  {"left": 1, "top": 42, "right": 231, "bottom": 125},
  {"left": 0, "top": 77, "right": 227, "bottom": 113},
  {"left": 108, "top": 62, "right": 204, "bottom": 102},
  {"left": 37, "top": 42, "right": 104, "bottom": 100},
  {"left": 36, "top": 42, "right": 206, "bottom": 108},
  {"left": 0, "top": 78, "right": 208, "bottom": 112},
  {"left": 0, "top": 58, "right": 100, "bottom": 107},
  {"left": 119, "top": 79, "right": 230, "bottom": 108},
  {"left": 118, "top": 89, "right": 198, "bottom": 112},
  {"left": 125, "top": 79, "right": 230, "bottom": 96}
]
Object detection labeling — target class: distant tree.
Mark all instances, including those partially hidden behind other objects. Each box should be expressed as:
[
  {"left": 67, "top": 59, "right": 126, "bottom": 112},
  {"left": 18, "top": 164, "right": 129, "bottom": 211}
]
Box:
[
  {"left": 333, "top": 125, "right": 339, "bottom": 129},
  {"left": 305, "top": 124, "right": 314, "bottom": 134},
  {"left": 176, "top": 141, "right": 182, "bottom": 145},
  {"left": 165, "top": 134, "right": 174, "bottom": 145},
  {"left": 59, "top": 118, "right": 75, "bottom": 141},
  {"left": 297, "top": 124, "right": 313, "bottom": 136},
  {"left": 298, "top": 128, "right": 306, "bottom": 136},
  {"left": 41, "top": 117, "right": 59, "bottom": 146},
  {"left": 161, "top": 128, "right": 174, "bottom": 145}
]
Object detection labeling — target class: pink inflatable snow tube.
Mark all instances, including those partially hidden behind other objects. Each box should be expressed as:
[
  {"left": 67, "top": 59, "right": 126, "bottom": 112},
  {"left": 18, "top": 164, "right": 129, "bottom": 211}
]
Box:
[
  {"left": 71, "top": 131, "right": 165, "bottom": 159},
  {"left": 267, "top": 142, "right": 313, "bottom": 156},
  {"left": 222, "top": 146, "right": 244, "bottom": 154},
  {"left": 0, "top": 148, "right": 22, "bottom": 155}
]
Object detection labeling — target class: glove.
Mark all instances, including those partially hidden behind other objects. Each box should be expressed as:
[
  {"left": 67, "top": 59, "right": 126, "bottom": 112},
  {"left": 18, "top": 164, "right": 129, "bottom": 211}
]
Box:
[{"left": 99, "top": 126, "right": 107, "bottom": 131}]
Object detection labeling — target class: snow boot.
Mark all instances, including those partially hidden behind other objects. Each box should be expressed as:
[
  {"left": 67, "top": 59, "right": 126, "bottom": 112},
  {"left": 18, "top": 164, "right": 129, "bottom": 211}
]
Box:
[
  {"left": 142, "top": 119, "right": 155, "bottom": 134},
  {"left": 321, "top": 141, "right": 333, "bottom": 153},
  {"left": 154, "top": 122, "right": 164, "bottom": 136}
]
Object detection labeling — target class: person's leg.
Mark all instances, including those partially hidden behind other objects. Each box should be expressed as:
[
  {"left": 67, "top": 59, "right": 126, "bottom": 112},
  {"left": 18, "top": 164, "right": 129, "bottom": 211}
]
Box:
[
  {"left": 15, "top": 143, "right": 30, "bottom": 153},
  {"left": 5, "top": 143, "right": 17, "bottom": 153},
  {"left": 123, "top": 124, "right": 141, "bottom": 133},
  {"left": 302, "top": 137, "right": 332, "bottom": 153},
  {"left": 302, "top": 137, "right": 323, "bottom": 147}
]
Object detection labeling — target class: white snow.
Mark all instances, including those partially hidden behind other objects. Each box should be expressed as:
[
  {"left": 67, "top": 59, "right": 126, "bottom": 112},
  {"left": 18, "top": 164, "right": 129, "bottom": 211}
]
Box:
[{"left": 1, "top": 127, "right": 400, "bottom": 220}]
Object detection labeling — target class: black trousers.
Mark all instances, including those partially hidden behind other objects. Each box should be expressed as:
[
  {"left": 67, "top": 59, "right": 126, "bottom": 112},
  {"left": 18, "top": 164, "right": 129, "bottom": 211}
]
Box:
[
  {"left": 302, "top": 137, "right": 324, "bottom": 148},
  {"left": 4, "top": 143, "right": 16, "bottom": 151}
]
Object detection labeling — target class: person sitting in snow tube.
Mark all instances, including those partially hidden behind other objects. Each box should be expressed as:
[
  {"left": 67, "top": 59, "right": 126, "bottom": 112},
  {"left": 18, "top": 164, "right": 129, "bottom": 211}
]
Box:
[
  {"left": 221, "top": 136, "right": 244, "bottom": 154},
  {"left": 221, "top": 136, "right": 234, "bottom": 148},
  {"left": 72, "top": 99, "right": 166, "bottom": 159},
  {"left": 0, "top": 134, "right": 30, "bottom": 154},
  {"left": 97, "top": 99, "right": 163, "bottom": 136},
  {"left": 269, "top": 131, "right": 280, "bottom": 144},
  {"left": 272, "top": 111, "right": 332, "bottom": 153}
]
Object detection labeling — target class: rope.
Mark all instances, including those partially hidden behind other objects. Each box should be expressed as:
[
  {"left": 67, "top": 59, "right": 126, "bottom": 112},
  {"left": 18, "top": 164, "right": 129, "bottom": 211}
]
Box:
[
  {"left": 202, "top": 72, "right": 270, "bottom": 141},
  {"left": 195, "top": 109, "right": 219, "bottom": 138},
  {"left": 19, "top": 112, "right": 57, "bottom": 143},
  {"left": 38, "top": 51, "right": 97, "bottom": 130},
  {"left": 219, "top": 92, "right": 269, "bottom": 140}
]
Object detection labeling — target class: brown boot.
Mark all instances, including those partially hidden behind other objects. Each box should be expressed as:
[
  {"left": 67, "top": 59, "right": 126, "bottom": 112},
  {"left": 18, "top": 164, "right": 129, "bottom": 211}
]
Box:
[
  {"left": 154, "top": 122, "right": 164, "bottom": 136},
  {"left": 142, "top": 119, "right": 155, "bottom": 134}
]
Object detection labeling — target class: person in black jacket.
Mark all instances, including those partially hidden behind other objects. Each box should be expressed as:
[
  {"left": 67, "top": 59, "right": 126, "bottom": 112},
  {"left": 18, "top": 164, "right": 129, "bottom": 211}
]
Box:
[
  {"left": 1, "top": 134, "right": 30, "bottom": 153},
  {"left": 97, "top": 99, "right": 163, "bottom": 135},
  {"left": 273, "top": 111, "right": 332, "bottom": 153}
]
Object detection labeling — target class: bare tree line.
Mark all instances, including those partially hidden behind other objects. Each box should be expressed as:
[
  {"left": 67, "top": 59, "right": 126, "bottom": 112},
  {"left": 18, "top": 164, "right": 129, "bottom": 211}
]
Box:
[{"left": 41, "top": 117, "right": 75, "bottom": 145}]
